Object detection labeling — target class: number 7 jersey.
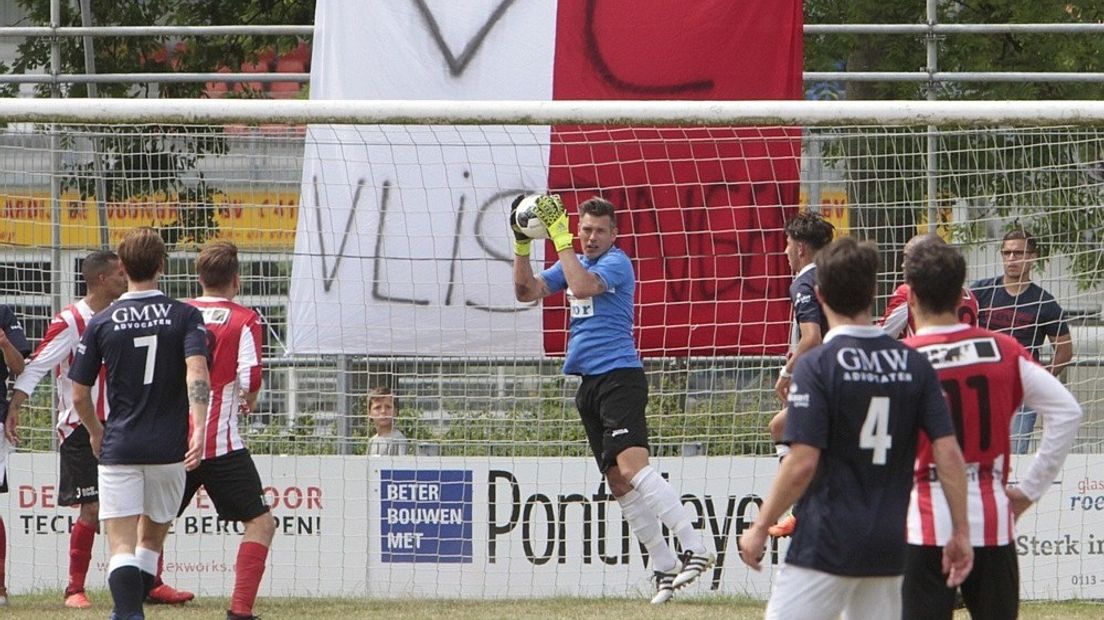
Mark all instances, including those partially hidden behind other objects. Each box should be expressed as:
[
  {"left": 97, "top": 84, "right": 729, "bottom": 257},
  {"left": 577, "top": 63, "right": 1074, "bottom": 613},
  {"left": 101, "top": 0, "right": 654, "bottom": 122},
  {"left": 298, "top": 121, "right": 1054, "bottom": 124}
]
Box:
[{"left": 905, "top": 324, "right": 1081, "bottom": 547}]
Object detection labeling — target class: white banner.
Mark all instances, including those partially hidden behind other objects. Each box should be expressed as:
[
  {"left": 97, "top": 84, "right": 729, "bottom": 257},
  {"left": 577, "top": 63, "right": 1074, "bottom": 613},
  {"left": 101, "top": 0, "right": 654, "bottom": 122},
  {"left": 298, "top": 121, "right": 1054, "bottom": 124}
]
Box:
[
  {"left": 289, "top": 0, "right": 557, "bottom": 355},
  {"left": 6, "top": 453, "right": 1103, "bottom": 600}
]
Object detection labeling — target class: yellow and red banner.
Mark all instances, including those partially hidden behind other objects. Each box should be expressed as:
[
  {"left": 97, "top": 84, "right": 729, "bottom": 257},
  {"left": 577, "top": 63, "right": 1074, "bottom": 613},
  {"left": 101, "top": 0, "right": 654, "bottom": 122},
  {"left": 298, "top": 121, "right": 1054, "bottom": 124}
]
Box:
[{"left": 0, "top": 190, "right": 298, "bottom": 249}]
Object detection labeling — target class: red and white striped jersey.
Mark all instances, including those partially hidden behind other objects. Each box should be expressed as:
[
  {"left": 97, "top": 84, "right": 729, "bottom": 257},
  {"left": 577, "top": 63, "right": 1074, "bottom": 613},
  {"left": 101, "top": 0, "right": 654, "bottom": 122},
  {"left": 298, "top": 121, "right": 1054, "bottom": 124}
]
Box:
[
  {"left": 905, "top": 324, "right": 1081, "bottom": 547},
  {"left": 881, "top": 284, "right": 979, "bottom": 339},
  {"left": 188, "top": 296, "right": 264, "bottom": 460},
  {"left": 13, "top": 299, "right": 108, "bottom": 441}
]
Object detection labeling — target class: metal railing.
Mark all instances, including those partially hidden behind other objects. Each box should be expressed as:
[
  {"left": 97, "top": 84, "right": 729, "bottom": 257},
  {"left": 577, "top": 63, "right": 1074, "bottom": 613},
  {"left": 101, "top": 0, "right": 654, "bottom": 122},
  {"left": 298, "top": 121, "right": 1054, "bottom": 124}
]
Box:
[{"left": 2, "top": 1, "right": 1104, "bottom": 87}]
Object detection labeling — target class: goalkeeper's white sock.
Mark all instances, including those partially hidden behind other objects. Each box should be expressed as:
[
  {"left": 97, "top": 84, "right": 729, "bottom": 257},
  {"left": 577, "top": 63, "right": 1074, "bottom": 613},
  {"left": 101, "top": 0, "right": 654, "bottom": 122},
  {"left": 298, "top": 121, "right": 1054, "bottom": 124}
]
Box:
[
  {"left": 618, "top": 489, "right": 679, "bottom": 573},
  {"left": 630, "top": 465, "right": 707, "bottom": 556}
]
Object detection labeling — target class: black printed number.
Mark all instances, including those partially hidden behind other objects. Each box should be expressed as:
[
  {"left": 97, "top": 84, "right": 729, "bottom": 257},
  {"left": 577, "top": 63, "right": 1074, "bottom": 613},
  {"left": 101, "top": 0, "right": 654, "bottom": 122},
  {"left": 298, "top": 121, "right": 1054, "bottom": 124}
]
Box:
[{"left": 940, "top": 375, "right": 992, "bottom": 452}]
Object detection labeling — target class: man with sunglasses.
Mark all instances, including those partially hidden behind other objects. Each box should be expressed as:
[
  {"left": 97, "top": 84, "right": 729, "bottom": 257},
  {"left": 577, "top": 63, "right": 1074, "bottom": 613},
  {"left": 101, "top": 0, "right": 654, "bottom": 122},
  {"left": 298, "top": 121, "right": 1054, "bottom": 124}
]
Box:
[{"left": 971, "top": 229, "right": 1072, "bottom": 454}]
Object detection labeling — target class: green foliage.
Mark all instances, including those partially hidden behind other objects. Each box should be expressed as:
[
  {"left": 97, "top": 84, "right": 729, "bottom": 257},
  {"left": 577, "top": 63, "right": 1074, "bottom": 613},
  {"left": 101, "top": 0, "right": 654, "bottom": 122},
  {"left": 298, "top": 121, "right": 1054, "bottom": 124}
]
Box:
[
  {"left": 3, "top": 0, "right": 315, "bottom": 98},
  {"left": 805, "top": 1, "right": 1104, "bottom": 100},
  {"left": 3, "top": 0, "right": 316, "bottom": 248}
]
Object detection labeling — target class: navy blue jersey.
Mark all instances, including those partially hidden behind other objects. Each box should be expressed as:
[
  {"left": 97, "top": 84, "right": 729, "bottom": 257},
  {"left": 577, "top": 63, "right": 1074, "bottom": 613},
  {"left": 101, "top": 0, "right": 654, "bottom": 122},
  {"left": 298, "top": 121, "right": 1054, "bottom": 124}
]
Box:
[
  {"left": 789, "top": 266, "right": 828, "bottom": 351},
  {"left": 970, "top": 276, "right": 1069, "bottom": 362},
  {"left": 68, "top": 290, "right": 208, "bottom": 465},
  {"left": 0, "top": 304, "right": 32, "bottom": 423},
  {"left": 783, "top": 325, "right": 955, "bottom": 577}
]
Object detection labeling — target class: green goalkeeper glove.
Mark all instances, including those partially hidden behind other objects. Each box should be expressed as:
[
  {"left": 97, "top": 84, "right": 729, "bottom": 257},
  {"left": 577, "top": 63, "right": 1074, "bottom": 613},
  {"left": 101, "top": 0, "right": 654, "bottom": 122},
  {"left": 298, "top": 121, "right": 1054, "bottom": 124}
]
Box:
[
  {"left": 533, "top": 194, "right": 573, "bottom": 253},
  {"left": 508, "top": 195, "right": 531, "bottom": 257}
]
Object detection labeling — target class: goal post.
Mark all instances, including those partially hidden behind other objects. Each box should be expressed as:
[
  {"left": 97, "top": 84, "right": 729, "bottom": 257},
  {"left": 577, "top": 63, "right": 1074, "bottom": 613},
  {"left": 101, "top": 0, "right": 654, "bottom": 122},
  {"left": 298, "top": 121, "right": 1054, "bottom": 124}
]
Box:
[{"left": 0, "top": 99, "right": 1101, "bottom": 600}]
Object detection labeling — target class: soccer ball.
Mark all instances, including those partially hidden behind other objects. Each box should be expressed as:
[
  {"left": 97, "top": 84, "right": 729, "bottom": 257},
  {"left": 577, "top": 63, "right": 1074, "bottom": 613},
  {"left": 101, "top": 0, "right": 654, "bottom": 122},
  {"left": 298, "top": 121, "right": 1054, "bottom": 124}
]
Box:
[{"left": 512, "top": 194, "right": 549, "bottom": 240}]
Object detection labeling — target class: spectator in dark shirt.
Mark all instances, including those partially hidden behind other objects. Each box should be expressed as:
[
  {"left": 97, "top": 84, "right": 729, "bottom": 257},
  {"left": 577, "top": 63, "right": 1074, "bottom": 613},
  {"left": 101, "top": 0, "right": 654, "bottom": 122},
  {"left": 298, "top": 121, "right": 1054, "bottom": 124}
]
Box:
[{"left": 971, "top": 229, "right": 1072, "bottom": 453}]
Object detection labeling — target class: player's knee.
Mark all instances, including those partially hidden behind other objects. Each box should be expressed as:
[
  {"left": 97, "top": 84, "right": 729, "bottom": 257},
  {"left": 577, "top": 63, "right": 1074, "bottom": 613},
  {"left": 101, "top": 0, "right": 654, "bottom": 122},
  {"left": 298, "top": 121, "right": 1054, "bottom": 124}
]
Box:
[
  {"left": 246, "top": 510, "right": 276, "bottom": 544},
  {"left": 605, "top": 468, "right": 633, "bottom": 498},
  {"left": 78, "top": 502, "right": 99, "bottom": 527},
  {"left": 768, "top": 412, "right": 787, "bottom": 442}
]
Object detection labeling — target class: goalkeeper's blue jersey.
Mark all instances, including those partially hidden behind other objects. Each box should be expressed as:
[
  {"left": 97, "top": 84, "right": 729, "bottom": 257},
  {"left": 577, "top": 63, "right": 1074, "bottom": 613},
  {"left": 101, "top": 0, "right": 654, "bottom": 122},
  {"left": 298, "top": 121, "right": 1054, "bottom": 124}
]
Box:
[
  {"left": 540, "top": 247, "right": 642, "bottom": 376},
  {"left": 782, "top": 325, "right": 954, "bottom": 577}
]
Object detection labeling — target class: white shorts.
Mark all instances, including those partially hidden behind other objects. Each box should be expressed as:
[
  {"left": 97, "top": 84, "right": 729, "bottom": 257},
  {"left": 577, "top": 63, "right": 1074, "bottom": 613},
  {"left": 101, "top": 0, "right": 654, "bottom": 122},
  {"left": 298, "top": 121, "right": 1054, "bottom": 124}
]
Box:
[
  {"left": 766, "top": 563, "right": 903, "bottom": 620},
  {"left": 98, "top": 463, "right": 186, "bottom": 523}
]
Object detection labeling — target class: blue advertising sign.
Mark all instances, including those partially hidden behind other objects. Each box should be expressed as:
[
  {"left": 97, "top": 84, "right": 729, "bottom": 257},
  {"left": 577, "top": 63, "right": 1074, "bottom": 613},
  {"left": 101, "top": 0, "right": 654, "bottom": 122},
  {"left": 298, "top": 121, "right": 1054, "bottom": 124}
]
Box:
[{"left": 380, "top": 469, "right": 473, "bottom": 563}]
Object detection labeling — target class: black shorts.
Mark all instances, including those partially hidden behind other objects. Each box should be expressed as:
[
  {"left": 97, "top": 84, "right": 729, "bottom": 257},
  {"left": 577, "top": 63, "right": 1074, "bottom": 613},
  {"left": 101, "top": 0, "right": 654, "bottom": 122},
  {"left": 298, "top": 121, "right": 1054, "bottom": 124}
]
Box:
[
  {"left": 59, "top": 425, "right": 99, "bottom": 506},
  {"left": 902, "top": 543, "right": 1018, "bottom": 620},
  {"left": 178, "top": 449, "right": 270, "bottom": 522},
  {"left": 575, "top": 367, "right": 650, "bottom": 473}
]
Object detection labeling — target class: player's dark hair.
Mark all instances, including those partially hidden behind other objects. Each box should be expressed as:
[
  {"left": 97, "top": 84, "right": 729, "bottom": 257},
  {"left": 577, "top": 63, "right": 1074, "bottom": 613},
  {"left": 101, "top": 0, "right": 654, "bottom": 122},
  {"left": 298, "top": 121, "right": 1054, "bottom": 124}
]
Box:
[
  {"left": 117, "top": 227, "right": 165, "bottom": 282},
  {"left": 579, "top": 197, "right": 616, "bottom": 227},
  {"left": 81, "top": 249, "right": 119, "bottom": 282},
  {"left": 1002, "top": 228, "right": 1039, "bottom": 255},
  {"left": 784, "top": 211, "right": 835, "bottom": 252},
  {"left": 905, "top": 242, "right": 966, "bottom": 315},
  {"left": 815, "top": 237, "right": 879, "bottom": 317},
  {"left": 196, "top": 240, "right": 239, "bottom": 290}
]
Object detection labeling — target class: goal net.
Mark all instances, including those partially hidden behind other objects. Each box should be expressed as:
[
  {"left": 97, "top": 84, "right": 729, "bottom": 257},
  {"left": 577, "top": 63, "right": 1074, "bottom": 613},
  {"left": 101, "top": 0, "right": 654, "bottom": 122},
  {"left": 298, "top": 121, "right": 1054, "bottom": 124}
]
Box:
[{"left": 0, "top": 100, "right": 1101, "bottom": 601}]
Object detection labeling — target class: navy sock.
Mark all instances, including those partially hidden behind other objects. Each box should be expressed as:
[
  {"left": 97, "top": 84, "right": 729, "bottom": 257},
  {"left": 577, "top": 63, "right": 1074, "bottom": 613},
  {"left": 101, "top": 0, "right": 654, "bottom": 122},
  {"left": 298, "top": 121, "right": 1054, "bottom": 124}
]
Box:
[
  {"left": 108, "top": 565, "right": 145, "bottom": 618},
  {"left": 141, "top": 570, "right": 156, "bottom": 597}
]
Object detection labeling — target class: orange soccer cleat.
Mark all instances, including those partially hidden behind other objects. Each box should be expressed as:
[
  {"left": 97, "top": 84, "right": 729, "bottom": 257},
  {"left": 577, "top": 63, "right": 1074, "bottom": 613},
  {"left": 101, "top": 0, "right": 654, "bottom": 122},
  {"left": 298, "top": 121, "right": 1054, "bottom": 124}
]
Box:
[
  {"left": 146, "top": 583, "right": 195, "bottom": 605},
  {"left": 64, "top": 590, "right": 92, "bottom": 609},
  {"left": 768, "top": 514, "right": 797, "bottom": 538}
]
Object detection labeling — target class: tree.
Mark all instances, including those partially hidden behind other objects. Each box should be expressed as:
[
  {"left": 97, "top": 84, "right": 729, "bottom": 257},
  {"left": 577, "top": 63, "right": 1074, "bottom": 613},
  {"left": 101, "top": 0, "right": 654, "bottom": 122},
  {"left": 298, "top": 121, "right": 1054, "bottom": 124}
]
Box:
[
  {"left": 805, "top": 0, "right": 1104, "bottom": 289},
  {"left": 1, "top": 0, "right": 316, "bottom": 246}
]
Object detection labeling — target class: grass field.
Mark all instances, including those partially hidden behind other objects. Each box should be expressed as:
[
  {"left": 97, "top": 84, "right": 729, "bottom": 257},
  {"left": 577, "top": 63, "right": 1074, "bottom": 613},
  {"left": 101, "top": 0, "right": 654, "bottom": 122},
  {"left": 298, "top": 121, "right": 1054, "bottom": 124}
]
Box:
[{"left": 1, "top": 594, "right": 1101, "bottom": 619}]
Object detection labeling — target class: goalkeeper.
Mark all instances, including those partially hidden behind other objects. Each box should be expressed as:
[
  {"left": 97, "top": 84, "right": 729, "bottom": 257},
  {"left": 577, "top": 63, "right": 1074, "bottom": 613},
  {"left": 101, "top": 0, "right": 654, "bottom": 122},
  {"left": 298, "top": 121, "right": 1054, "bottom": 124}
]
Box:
[{"left": 511, "top": 194, "right": 713, "bottom": 605}]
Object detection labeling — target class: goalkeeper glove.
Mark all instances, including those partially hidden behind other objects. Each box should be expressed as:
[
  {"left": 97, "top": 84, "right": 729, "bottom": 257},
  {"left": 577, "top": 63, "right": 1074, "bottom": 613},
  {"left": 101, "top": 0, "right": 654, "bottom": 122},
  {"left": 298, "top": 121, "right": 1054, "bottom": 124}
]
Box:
[
  {"left": 533, "top": 194, "right": 573, "bottom": 253},
  {"left": 508, "top": 194, "right": 532, "bottom": 257}
]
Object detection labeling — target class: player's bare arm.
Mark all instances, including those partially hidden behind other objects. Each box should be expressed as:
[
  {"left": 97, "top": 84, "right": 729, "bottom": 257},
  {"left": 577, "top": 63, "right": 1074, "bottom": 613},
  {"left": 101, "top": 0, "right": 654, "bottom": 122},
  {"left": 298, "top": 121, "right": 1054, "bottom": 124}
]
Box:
[
  {"left": 513, "top": 259, "right": 551, "bottom": 302},
  {"left": 739, "top": 443, "right": 820, "bottom": 570},
  {"left": 71, "top": 382, "right": 102, "bottom": 457},
  {"left": 185, "top": 354, "right": 211, "bottom": 471},
  {"left": 4, "top": 389, "right": 28, "bottom": 444},
  {"left": 775, "top": 322, "right": 821, "bottom": 401},
  {"left": 1047, "top": 332, "right": 1073, "bottom": 376},
  {"left": 0, "top": 329, "right": 24, "bottom": 376},
  {"left": 930, "top": 435, "right": 973, "bottom": 587}
]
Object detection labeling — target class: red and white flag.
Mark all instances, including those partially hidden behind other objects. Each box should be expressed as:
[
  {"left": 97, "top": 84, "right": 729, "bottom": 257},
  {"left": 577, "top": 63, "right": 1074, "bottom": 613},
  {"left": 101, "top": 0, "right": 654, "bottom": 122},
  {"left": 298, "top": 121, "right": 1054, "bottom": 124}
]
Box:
[{"left": 290, "top": 0, "right": 803, "bottom": 357}]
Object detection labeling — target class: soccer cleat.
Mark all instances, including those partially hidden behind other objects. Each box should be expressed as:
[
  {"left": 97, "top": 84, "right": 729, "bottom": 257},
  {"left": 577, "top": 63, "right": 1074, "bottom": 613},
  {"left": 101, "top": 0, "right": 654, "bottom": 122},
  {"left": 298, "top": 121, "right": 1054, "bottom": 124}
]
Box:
[
  {"left": 672, "top": 550, "right": 716, "bottom": 589},
  {"left": 146, "top": 583, "right": 195, "bottom": 605},
  {"left": 768, "top": 514, "right": 797, "bottom": 538},
  {"left": 650, "top": 571, "right": 676, "bottom": 605},
  {"left": 227, "top": 611, "right": 260, "bottom": 620},
  {"left": 0, "top": 595, "right": 7, "bottom": 607},
  {"left": 64, "top": 590, "right": 92, "bottom": 609}
]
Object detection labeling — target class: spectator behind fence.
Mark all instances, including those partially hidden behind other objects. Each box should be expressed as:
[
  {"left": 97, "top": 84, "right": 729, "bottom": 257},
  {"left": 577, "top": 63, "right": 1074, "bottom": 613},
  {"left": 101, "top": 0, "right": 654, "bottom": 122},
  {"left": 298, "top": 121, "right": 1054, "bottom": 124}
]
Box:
[
  {"left": 971, "top": 229, "right": 1073, "bottom": 454},
  {"left": 367, "top": 387, "right": 409, "bottom": 456}
]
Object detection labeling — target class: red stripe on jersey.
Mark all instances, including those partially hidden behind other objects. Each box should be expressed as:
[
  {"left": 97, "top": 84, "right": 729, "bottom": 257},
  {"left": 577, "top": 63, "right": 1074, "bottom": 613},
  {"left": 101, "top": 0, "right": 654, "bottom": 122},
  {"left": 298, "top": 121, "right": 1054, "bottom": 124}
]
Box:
[
  {"left": 915, "top": 468, "right": 936, "bottom": 544},
  {"left": 978, "top": 467, "right": 999, "bottom": 545},
  {"left": 205, "top": 385, "right": 224, "bottom": 458},
  {"left": 95, "top": 365, "right": 107, "bottom": 422}
]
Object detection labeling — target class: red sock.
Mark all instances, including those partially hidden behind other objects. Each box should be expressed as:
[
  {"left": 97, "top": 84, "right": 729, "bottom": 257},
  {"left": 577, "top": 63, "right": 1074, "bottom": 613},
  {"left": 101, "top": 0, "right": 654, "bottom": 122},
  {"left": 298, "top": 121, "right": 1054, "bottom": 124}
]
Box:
[
  {"left": 230, "top": 542, "right": 269, "bottom": 616},
  {"left": 152, "top": 553, "right": 164, "bottom": 587},
  {"left": 0, "top": 517, "right": 7, "bottom": 593},
  {"left": 67, "top": 519, "right": 96, "bottom": 594}
]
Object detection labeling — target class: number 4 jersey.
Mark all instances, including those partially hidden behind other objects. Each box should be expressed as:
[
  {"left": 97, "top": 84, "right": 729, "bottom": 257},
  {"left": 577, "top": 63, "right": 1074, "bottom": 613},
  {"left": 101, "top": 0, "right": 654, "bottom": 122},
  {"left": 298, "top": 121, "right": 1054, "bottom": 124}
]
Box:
[
  {"left": 905, "top": 324, "right": 1082, "bottom": 547},
  {"left": 69, "top": 290, "right": 208, "bottom": 466},
  {"left": 784, "top": 325, "right": 955, "bottom": 576}
]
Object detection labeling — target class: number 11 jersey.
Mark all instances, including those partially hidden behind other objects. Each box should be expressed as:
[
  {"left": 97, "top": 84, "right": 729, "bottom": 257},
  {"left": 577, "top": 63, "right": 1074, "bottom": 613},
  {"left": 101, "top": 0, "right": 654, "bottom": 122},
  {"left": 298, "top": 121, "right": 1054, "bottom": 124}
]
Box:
[{"left": 905, "top": 324, "right": 1031, "bottom": 547}]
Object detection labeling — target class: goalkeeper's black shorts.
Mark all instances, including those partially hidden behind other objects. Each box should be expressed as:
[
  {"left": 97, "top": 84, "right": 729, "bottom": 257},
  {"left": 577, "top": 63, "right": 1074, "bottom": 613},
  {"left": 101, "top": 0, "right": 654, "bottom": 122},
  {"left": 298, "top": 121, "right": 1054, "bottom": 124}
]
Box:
[{"left": 575, "top": 367, "right": 649, "bottom": 473}]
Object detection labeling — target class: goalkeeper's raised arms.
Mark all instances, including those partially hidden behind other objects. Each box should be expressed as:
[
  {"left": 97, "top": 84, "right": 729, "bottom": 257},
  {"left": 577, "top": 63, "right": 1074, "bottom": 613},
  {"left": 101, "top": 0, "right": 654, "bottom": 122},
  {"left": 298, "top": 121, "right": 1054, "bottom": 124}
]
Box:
[{"left": 533, "top": 194, "right": 573, "bottom": 253}]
